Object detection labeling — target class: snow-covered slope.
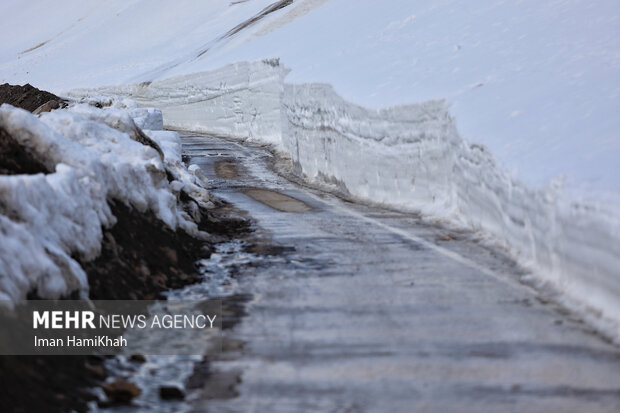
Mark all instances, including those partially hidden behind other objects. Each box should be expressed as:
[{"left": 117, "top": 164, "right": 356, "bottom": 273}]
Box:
[
  {"left": 1, "top": 0, "right": 618, "bottom": 193},
  {"left": 0, "top": 99, "right": 211, "bottom": 305},
  {"left": 0, "top": 1, "right": 619, "bottom": 335}
]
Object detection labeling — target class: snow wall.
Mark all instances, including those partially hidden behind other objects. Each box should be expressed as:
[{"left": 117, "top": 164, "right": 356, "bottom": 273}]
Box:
[{"left": 71, "top": 60, "right": 620, "bottom": 339}]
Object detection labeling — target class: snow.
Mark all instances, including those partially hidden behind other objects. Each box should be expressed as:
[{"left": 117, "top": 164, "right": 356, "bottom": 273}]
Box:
[
  {"left": 71, "top": 60, "right": 288, "bottom": 146},
  {"left": 1, "top": 0, "right": 618, "bottom": 193},
  {"left": 0, "top": 1, "right": 619, "bottom": 333},
  {"left": 0, "top": 99, "right": 211, "bottom": 305},
  {"left": 197, "top": 0, "right": 620, "bottom": 193},
  {"left": 75, "top": 60, "right": 620, "bottom": 339}
]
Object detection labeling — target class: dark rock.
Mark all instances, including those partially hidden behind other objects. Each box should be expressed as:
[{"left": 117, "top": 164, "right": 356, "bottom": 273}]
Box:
[
  {"left": 84, "top": 362, "right": 106, "bottom": 379},
  {"left": 159, "top": 384, "right": 185, "bottom": 400},
  {"left": 102, "top": 379, "right": 141, "bottom": 404},
  {"left": 129, "top": 354, "right": 146, "bottom": 363},
  {"left": 161, "top": 246, "right": 178, "bottom": 265},
  {"left": 33, "top": 99, "right": 60, "bottom": 115},
  {"left": 0, "top": 125, "right": 52, "bottom": 175},
  {"left": 0, "top": 83, "right": 66, "bottom": 112}
]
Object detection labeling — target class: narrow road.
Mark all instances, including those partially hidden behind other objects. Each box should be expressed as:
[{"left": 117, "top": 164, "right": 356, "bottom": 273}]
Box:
[{"left": 182, "top": 133, "right": 620, "bottom": 413}]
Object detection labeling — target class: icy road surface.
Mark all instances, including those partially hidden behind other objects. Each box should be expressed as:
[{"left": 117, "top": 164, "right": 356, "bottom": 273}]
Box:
[{"left": 182, "top": 133, "right": 620, "bottom": 413}]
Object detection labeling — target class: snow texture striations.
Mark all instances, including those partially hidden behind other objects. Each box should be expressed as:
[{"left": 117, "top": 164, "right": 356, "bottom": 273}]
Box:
[{"left": 75, "top": 60, "right": 620, "bottom": 340}]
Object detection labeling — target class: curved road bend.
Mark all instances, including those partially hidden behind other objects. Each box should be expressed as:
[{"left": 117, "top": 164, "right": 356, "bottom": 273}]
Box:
[{"left": 181, "top": 133, "right": 620, "bottom": 413}]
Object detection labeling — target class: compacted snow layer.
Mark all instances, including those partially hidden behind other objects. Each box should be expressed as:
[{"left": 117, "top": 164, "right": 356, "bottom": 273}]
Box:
[
  {"left": 283, "top": 82, "right": 620, "bottom": 337},
  {"left": 83, "top": 61, "right": 287, "bottom": 147},
  {"left": 0, "top": 99, "right": 211, "bottom": 305},
  {"left": 76, "top": 60, "right": 620, "bottom": 338}
]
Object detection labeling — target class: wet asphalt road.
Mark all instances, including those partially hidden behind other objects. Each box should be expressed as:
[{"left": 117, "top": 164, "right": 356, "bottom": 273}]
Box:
[{"left": 181, "top": 133, "right": 620, "bottom": 413}]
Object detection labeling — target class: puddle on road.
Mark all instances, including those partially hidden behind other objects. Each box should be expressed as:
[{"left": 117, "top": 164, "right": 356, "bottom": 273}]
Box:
[
  {"left": 243, "top": 188, "right": 312, "bottom": 212},
  {"left": 214, "top": 160, "right": 239, "bottom": 179},
  {"left": 90, "top": 241, "right": 260, "bottom": 413}
]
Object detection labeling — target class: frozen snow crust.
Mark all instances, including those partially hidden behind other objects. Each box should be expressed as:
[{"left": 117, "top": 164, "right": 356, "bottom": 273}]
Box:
[
  {"left": 0, "top": 98, "right": 211, "bottom": 305},
  {"left": 75, "top": 60, "right": 620, "bottom": 340}
]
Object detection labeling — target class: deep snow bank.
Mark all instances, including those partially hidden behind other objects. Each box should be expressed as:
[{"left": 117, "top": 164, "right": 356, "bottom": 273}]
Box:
[
  {"left": 4, "top": 0, "right": 616, "bottom": 195},
  {"left": 283, "top": 82, "right": 620, "bottom": 337},
  {"left": 0, "top": 98, "right": 211, "bottom": 305},
  {"left": 73, "top": 60, "right": 620, "bottom": 338},
  {"left": 80, "top": 61, "right": 287, "bottom": 147}
]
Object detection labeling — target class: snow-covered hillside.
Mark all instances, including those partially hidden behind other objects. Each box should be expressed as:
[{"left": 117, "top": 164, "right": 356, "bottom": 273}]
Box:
[
  {"left": 0, "top": 99, "right": 211, "bottom": 305},
  {"left": 0, "top": 1, "right": 619, "bottom": 335},
  {"left": 1, "top": 0, "right": 618, "bottom": 192}
]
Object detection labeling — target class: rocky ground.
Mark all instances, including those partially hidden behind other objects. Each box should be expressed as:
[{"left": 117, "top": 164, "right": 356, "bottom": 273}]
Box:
[
  {"left": 0, "top": 84, "right": 249, "bottom": 413},
  {"left": 0, "top": 83, "right": 65, "bottom": 113}
]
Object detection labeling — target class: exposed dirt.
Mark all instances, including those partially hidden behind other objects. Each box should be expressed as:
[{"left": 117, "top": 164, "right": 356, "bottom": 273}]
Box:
[
  {"left": 222, "top": 0, "right": 293, "bottom": 39},
  {"left": 194, "top": 201, "right": 252, "bottom": 238},
  {"left": 214, "top": 159, "right": 239, "bottom": 179},
  {"left": 82, "top": 200, "right": 209, "bottom": 301},
  {"left": 0, "top": 125, "right": 51, "bottom": 175},
  {"left": 243, "top": 188, "right": 312, "bottom": 212},
  {"left": 83, "top": 199, "right": 250, "bottom": 301},
  {"left": 0, "top": 355, "right": 105, "bottom": 413},
  {"left": 0, "top": 85, "right": 97, "bottom": 413},
  {"left": 19, "top": 40, "right": 50, "bottom": 55},
  {"left": 195, "top": 0, "right": 293, "bottom": 58},
  {"left": 0, "top": 83, "right": 64, "bottom": 175},
  {"left": 0, "top": 199, "right": 252, "bottom": 413},
  {"left": 0, "top": 85, "right": 252, "bottom": 412},
  {"left": 0, "top": 83, "right": 66, "bottom": 112}
]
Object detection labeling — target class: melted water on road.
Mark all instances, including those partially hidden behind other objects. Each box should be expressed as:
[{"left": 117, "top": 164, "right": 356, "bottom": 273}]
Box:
[
  {"left": 98, "top": 133, "right": 620, "bottom": 413},
  {"left": 184, "top": 133, "right": 620, "bottom": 413}
]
